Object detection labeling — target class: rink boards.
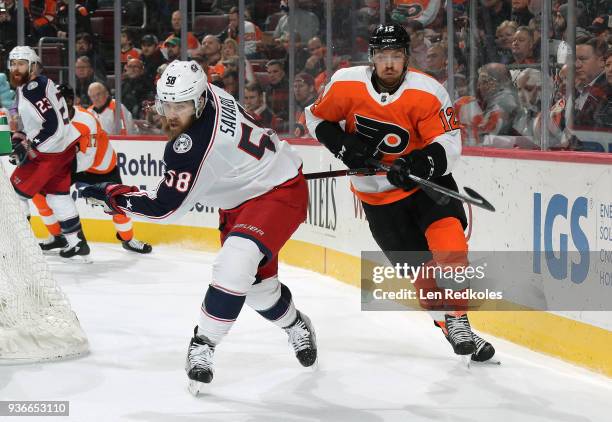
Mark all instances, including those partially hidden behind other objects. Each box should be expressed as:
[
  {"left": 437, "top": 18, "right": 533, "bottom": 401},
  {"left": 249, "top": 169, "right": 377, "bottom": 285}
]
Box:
[{"left": 10, "top": 137, "right": 611, "bottom": 376}]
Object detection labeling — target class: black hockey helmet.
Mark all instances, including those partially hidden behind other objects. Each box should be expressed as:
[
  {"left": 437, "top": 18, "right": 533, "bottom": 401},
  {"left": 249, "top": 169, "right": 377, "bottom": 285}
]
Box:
[
  {"left": 368, "top": 24, "right": 410, "bottom": 60},
  {"left": 56, "top": 83, "right": 75, "bottom": 102}
]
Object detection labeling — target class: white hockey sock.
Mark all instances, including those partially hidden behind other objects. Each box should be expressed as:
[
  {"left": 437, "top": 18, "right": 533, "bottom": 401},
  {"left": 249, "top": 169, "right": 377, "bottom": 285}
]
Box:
[{"left": 246, "top": 277, "right": 298, "bottom": 328}]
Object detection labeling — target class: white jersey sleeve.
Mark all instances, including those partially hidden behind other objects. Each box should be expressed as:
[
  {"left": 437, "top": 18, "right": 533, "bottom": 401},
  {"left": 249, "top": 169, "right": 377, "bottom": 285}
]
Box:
[
  {"left": 17, "top": 75, "right": 79, "bottom": 153},
  {"left": 111, "top": 84, "right": 302, "bottom": 221}
]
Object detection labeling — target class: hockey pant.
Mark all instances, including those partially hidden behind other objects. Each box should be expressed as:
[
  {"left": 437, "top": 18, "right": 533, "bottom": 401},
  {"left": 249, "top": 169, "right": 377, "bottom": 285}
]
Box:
[{"left": 361, "top": 183, "right": 470, "bottom": 323}]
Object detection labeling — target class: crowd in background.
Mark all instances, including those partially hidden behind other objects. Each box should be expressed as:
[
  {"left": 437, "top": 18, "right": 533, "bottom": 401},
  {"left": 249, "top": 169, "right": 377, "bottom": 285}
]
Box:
[{"left": 0, "top": 0, "right": 610, "bottom": 151}]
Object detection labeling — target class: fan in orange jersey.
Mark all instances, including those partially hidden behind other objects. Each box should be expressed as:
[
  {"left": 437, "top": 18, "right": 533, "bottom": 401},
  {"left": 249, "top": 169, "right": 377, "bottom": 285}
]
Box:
[
  {"left": 33, "top": 84, "right": 152, "bottom": 254},
  {"left": 305, "top": 24, "right": 495, "bottom": 362}
]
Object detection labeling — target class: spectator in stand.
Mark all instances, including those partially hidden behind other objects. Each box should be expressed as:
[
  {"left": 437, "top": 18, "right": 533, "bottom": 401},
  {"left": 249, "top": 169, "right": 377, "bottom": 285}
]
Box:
[
  {"left": 87, "top": 82, "right": 135, "bottom": 135},
  {"left": 477, "top": 63, "right": 520, "bottom": 138},
  {"left": 265, "top": 59, "right": 289, "bottom": 124},
  {"left": 496, "top": 20, "right": 518, "bottom": 65},
  {"left": 24, "top": 0, "right": 57, "bottom": 39},
  {"left": 55, "top": 0, "right": 91, "bottom": 38},
  {"left": 302, "top": 36, "right": 326, "bottom": 77},
  {"left": 355, "top": 0, "right": 381, "bottom": 42},
  {"left": 74, "top": 56, "right": 106, "bottom": 107},
  {"left": 514, "top": 68, "right": 542, "bottom": 137},
  {"left": 273, "top": 32, "right": 308, "bottom": 72},
  {"left": 76, "top": 32, "right": 107, "bottom": 81},
  {"left": 165, "top": 10, "right": 200, "bottom": 56},
  {"left": 120, "top": 27, "right": 141, "bottom": 65},
  {"left": 211, "top": 0, "right": 254, "bottom": 15},
  {"left": 221, "top": 38, "right": 239, "bottom": 61},
  {"left": 121, "top": 58, "right": 151, "bottom": 118},
  {"left": 391, "top": 0, "right": 441, "bottom": 28},
  {"left": 221, "top": 71, "right": 239, "bottom": 97},
  {"left": 293, "top": 72, "right": 316, "bottom": 137},
  {"left": 478, "top": 0, "right": 513, "bottom": 64},
  {"left": 222, "top": 55, "right": 255, "bottom": 83},
  {"left": 200, "top": 35, "right": 225, "bottom": 83},
  {"left": 0, "top": 0, "right": 18, "bottom": 53},
  {"left": 510, "top": 0, "right": 533, "bottom": 27},
  {"left": 588, "top": 15, "right": 611, "bottom": 43},
  {"left": 164, "top": 37, "right": 182, "bottom": 62},
  {"left": 406, "top": 21, "right": 429, "bottom": 70},
  {"left": 606, "top": 48, "right": 612, "bottom": 85},
  {"left": 244, "top": 81, "right": 279, "bottom": 130},
  {"left": 457, "top": 63, "right": 520, "bottom": 144},
  {"left": 424, "top": 42, "right": 447, "bottom": 84},
  {"left": 273, "top": 0, "right": 320, "bottom": 45},
  {"left": 574, "top": 36, "right": 611, "bottom": 130},
  {"left": 555, "top": 2, "right": 590, "bottom": 65},
  {"left": 510, "top": 26, "right": 537, "bottom": 81},
  {"left": 140, "top": 34, "right": 166, "bottom": 83},
  {"left": 138, "top": 99, "right": 163, "bottom": 135},
  {"left": 217, "top": 6, "right": 263, "bottom": 59}
]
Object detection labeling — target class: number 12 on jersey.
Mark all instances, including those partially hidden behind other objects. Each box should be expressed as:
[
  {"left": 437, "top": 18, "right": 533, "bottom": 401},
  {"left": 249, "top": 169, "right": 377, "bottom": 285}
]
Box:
[{"left": 438, "top": 107, "right": 460, "bottom": 132}]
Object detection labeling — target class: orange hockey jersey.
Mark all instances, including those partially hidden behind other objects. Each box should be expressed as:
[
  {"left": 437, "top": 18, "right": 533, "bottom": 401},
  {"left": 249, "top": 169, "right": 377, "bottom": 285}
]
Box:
[
  {"left": 305, "top": 65, "right": 461, "bottom": 205},
  {"left": 72, "top": 106, "right": 117, "bottom": 174}
]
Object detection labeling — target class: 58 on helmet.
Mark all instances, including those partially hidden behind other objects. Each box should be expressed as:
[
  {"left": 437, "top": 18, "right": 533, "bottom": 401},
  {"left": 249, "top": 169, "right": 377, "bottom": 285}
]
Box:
[{"left": 155, "top": 60, "right": 209, "bottom": 119}]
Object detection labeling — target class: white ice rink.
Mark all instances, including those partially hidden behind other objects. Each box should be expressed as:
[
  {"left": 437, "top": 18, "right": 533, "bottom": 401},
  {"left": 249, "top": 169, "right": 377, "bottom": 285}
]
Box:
[{"left": 1, "top": 243, "right": 611, "bottom": 422}]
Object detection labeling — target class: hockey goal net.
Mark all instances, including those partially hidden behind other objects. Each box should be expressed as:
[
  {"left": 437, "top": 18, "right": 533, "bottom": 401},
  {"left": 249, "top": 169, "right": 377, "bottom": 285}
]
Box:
[{"left": 0, "top": 160, "right": 89, "bottom": 362}]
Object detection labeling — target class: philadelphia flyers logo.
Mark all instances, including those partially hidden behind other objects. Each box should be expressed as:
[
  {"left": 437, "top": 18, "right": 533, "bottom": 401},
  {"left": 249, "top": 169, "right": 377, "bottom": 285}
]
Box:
[{"left": 354, "top": 114, "right": 410, "bottom": 155}]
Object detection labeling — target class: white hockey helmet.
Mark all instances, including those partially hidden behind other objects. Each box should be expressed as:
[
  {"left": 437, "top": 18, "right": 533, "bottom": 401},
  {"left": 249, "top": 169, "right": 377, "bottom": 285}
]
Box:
[
  {"left": 8, "top": 46, "right": 41, "bottom": 71},
  {"left": 155, "top": 60, "right": 208, "bottom": 118}
]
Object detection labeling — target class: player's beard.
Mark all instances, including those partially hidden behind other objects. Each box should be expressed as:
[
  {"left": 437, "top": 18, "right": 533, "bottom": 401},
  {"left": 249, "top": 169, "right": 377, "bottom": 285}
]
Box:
[
  {"left": 9, "top": 69, "right": 29, "bottom": 88},
  {"left": 161, "top": 115, "right": 196, "bottom": 140}
]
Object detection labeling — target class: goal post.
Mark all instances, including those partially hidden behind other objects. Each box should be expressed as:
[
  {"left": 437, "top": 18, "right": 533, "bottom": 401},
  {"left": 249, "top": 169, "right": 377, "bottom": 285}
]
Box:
[{"left": 0, "top": 159, "right": 89, "bottom": 363}]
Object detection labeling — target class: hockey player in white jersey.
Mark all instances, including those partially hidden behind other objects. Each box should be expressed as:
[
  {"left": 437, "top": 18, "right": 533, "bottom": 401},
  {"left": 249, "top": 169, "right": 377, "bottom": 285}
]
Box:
[
  {"left": 31, "top": 84, "right": 152, "bottom": 254},
  {"left": 7, "top": 46, "right": 90, "bottom": 259},
  {"left": 82, "top": 60, "right": 317, "bottom": 393}
]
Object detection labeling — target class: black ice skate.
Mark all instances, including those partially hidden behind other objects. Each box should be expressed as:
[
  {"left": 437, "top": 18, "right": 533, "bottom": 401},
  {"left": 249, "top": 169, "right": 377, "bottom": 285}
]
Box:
[
  {"left": 471, "top": 332, "right": 497, "bottom": 363},
  {"left": 59, "top": 239, "right": 91, "bottom": 261},
  {"left": 39, "top": 235, "right": 67, "bottom": 251},
  {"left": 119, "top": 236, "right": 153, "bottom": 254},
  {"left": 437, "top": 314, "right": 476, "bottom": 356},
  {"left": 284, "top": 311, "right": 317, "bottom": 367},
  {"left": 186, "top": 327, "right": 215, "bottom": 396}
]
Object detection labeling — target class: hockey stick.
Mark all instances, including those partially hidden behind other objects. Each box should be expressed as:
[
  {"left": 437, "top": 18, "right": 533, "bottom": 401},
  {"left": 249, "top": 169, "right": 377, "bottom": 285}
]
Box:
[{"left": 367, "top": 159, "right": 496, "bottom": 212}]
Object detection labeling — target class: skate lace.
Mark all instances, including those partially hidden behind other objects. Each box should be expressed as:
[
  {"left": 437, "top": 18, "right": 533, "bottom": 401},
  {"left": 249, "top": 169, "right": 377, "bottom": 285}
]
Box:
[
  {"left": 188, "top": 342, "right": 214, "bottom": 370},
  {"left": 285, "top": 319, "right": 311, "bottom": 352},
  {"left": 446, "top": 315, "right": 473, "bottom": 344},
  {"left": 127, "top": 239, "right": 148, "bottom": 250},
  {"left": 472, "top": 332, "right": 487, "bottom": 352}
]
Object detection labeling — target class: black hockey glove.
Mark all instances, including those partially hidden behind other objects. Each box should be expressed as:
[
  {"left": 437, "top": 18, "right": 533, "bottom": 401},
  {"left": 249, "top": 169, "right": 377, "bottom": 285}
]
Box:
[
  {"left": 81, "top": 182, "right": 139, "bottom": 215},
  {"left": 9, "top": 132, "right": 35, "bottom": 166},
  {"left": 387, "top": 149, "right": 436, "bottom": 191},
  {"left": 314, "top": 121, "right": 380, "bottom": 170},
  {"left": 337, "top": 133, "right": 380, "bottom": 169}
]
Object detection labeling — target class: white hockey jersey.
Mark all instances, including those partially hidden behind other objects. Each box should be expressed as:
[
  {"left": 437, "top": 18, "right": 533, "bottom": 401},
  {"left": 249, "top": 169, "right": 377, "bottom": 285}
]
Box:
[
  {"left": 112, "top": 83, "right": 302, "bottom": 221},
  {"left": 16, "top": 75, "right": 80, "bottom": 153}
]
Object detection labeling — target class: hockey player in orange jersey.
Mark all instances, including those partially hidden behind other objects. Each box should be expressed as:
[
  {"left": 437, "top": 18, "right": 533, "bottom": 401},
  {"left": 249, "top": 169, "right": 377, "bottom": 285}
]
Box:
[
  {"left": 305, "top": 24, "right": 495, "bottom": 362},
  {"left": 33, "top": 84, "right": 152, "bottom": 254}
]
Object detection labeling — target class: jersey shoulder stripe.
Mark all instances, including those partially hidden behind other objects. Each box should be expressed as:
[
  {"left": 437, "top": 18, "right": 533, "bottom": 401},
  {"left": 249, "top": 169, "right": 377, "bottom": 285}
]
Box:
[{"left": 404, "top": 69, "right": 450, "bottom": 106}]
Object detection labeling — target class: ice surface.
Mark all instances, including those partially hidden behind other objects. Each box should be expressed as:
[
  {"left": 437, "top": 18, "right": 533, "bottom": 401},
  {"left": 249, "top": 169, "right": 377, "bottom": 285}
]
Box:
[{"left": 1, "top": 244, "right": 610, "bottom": 422}]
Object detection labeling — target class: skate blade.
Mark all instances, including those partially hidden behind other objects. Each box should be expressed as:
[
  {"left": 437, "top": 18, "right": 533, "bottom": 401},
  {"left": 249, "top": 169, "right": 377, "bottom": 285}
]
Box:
[
  {"left": 41, "top": 250, "right": 61, "bottom": 256},
  {"left": 62, "top": 255, "right": 93, "bottom": 264},
  {"left": 188, "top": 379, "right": 206, "bottom": 397},
  {"left": 471, "top": 357, "right": 502, "bottom": 366}
]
